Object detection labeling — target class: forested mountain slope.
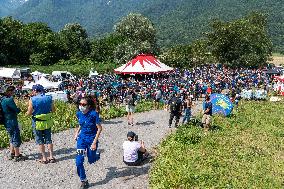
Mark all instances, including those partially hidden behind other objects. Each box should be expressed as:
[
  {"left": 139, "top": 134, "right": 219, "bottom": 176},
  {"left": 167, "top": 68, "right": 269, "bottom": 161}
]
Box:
[{"left": 5, "top": 0, "right": 284, "bottom": 50}]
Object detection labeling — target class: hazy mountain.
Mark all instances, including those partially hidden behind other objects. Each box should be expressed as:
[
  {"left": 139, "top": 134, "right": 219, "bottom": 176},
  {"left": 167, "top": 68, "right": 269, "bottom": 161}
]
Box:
[
  {"left": 4, "top": 0, "right": 284, "bottom": 50},
  {"left": 0, "top": 0, "right": 27, "bottom": 17}
]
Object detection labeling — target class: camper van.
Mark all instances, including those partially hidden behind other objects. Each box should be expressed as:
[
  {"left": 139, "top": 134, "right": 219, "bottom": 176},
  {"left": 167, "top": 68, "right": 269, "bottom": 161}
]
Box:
[{"left": 52, "top": 71, "right": 75, "bottom": 79}]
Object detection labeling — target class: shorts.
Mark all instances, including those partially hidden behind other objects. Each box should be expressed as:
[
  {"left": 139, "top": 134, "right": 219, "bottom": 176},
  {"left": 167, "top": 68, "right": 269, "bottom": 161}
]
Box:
[
  {"left": 33, "top": 128, "right": 52, "bottom": 145},
  {"left": 126, "top": 105, "right": 135, "bottom": 113},
  {"left": 123, "top": 151, "right": 146, "bottom": 166},
  {"left": 202, "top": 114, "right": 211, "bottom": 125},
  {"left": 4, "top": 119, "right": 22, "bottom": 147}
]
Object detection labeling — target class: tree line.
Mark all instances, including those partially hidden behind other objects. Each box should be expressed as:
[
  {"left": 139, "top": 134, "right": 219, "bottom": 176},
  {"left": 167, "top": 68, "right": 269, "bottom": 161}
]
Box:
[{"left": 0, "top": 12, "right": 272, "bottom": 73}]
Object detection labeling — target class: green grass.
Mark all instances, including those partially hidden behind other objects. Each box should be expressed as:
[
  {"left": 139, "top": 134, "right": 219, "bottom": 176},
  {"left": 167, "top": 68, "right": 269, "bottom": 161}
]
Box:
[
  {"left": 272, "top": 53, "right": 284, "bottom": 57},
  {"left": 150, "top": 100, "right": 284, "bottom": 188},
  {"left": 0, "top": 99, "right": 160, "bottom": 148}
]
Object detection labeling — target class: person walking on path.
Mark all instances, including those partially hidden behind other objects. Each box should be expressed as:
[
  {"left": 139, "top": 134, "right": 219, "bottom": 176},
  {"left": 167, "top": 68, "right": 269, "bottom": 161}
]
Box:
[
  {"left": 1, "top": 86, "right": 27, "bottom": 162},
  {"left": 168, "top": 93, "right": 182, "bottom": 128},
  {"left": 202, "top": 95, "right": 212, "bottom": 132},
  {"left": 154, "top": 88, "right": 162, "bottom": 109},
  {"left": 124, "top": 89, "right": 137, "bottom": 126},
  {"left": 26, "top": 84, "right": 56, "bottom": 164},
  {"left": 182, "top": 95, "right": 193, "bottom": 124},
  {"left": 74, "top": 96, "right": 102, "bottom": 189}
]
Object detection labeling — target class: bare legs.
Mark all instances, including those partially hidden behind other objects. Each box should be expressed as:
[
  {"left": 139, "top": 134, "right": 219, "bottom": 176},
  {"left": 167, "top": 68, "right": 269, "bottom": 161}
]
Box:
[
  {"left": 10, "top": 144, "right": 20, "bottom": 156},
  {"left": 38, "top": 143, "right": 54, "bottom": 161},
  {"left": 127, "top": 112, "right": 134, "bottom": 125}
]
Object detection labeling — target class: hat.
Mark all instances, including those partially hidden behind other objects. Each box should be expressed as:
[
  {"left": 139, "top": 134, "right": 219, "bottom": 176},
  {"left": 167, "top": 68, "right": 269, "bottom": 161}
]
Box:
[
  {"left": 32, "top": 84, "right": 45, "bottom": 93},
  {"left": 127, "top": 131, "right": 136, "bottom": 138}
]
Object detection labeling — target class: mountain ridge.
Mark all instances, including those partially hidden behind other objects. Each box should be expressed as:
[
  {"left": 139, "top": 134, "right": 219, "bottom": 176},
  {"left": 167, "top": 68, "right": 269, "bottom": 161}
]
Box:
[{"left": 1, "top": 0, "right": 284, "bottom": 51}]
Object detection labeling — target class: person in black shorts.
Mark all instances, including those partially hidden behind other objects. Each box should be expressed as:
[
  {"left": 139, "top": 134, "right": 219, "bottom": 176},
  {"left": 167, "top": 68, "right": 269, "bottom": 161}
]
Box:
[{"left": 168, "top": 93, "right": 182, "bottom": 128}]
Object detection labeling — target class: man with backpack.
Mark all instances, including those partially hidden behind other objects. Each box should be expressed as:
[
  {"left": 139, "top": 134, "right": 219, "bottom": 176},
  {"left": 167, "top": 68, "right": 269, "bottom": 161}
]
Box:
[
  {"left": 0, "top": 86, "right": 27, "bottom": 161},
  {"left": 168, "top": 93, "right": 182, "bottom": 128}
]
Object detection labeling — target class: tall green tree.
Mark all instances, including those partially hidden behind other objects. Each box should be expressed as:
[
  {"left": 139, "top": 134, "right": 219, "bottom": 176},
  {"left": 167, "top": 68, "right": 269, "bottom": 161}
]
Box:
[
  {"left": 207, "top": 12, "right": 272, "bottom": 67},
  {"left": 90, "top": 33, "right": 125, "bottom": 63},
  {"left": 0, "top": 17, "right": 24, "bottom": 65},
  {"left": 58, "top": 23, "right": 91, "bottom": 60},
  {"left": 19, "top": 22, "right": 62, "bottom": 65},
  {"left": 114, "top": 13, "right": 159, "bottom": 64},
  {"left": 159, "top": 45, "right": 192, "bottom": 68}
]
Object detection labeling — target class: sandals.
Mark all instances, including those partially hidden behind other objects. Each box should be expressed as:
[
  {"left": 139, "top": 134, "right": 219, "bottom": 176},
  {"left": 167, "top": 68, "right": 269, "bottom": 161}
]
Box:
[
  {"left": 37, "top": 157, "right": 56, "bottom": 164},
  {"left": 48, "top": 158, "right": 56, "bottom": 163},
  {"left": 13, "top": 154, "right": 28, "bottom": 162},
  {"left": 37, "top": 159, "right": 48, "bottom": 164}
]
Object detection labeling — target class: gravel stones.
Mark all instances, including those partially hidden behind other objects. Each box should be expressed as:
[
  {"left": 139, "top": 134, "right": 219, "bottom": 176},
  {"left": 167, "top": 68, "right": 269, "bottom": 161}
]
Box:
[{"left": 0, "top": 102, "right": 202, "bottom": 189}]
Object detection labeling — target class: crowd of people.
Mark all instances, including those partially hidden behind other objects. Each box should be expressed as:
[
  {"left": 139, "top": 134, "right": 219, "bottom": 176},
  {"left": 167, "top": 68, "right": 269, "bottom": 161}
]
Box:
[{"left": 0, "top": 64, "right": 277, "bottom": 189}]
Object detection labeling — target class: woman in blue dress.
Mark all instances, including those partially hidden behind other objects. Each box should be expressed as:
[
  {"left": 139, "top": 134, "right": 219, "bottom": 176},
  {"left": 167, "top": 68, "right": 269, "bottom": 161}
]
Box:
[{"left": 74, "top": 96, "right": 102, "bottom": 189}]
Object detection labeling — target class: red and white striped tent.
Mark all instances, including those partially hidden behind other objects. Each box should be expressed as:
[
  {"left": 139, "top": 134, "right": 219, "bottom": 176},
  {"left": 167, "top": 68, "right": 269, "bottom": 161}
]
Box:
[
  {"left": 274, "top": 75, "right": 284, "bottom": 82},
  {"left": 114, "top": 54, "right": 173, "bottom": 74}
]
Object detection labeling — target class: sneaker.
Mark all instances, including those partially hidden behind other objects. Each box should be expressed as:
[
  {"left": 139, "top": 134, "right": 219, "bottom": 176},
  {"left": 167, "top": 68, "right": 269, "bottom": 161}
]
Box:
[
  {"left": 13, "top": 154, "right": 28, "bottom": 162},
  {"left": 80, "top": 180, "right": 89, "bottom": 189}
]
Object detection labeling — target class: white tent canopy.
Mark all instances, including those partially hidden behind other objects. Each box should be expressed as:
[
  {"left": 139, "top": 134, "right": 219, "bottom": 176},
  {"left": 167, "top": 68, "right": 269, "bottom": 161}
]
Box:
[
  {"left": 0, "top": 68, "right": 21, "bottom": 79},
  {"left": 31, "top": 71, "right": 43, "bottom": 75},
  {"left": 22, "top": 77, "right": 61, "bottom": 90}
]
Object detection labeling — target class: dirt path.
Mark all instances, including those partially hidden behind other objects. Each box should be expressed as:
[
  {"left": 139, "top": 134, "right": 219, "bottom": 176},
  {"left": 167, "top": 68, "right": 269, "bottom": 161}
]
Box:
[{"left": 0, "top": 102, "right": 202, "bottom": 189}]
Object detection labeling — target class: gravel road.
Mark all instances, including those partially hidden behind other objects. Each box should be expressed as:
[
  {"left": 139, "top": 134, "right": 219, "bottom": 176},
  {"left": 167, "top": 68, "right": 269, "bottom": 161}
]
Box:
[{"left": 0, "top": 102, "right": 202, "bottom": 189}]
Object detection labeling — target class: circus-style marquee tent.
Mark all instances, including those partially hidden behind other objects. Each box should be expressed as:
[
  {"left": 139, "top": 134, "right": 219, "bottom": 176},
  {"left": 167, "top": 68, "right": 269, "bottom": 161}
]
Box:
[{"left": 114, "top": 54, "right": 173, "bottom": 74}]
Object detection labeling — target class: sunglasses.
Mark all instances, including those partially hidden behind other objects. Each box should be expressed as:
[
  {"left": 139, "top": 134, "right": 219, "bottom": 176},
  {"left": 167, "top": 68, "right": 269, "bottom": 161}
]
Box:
[{"left": 79, "top": 103, "right": 88, "bottom": 107}]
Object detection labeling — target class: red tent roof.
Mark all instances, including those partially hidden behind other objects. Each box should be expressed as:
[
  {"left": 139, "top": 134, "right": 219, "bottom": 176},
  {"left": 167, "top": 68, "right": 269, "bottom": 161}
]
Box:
[{"left": 114, "top": 54, "right": 173, "bottom": 74}]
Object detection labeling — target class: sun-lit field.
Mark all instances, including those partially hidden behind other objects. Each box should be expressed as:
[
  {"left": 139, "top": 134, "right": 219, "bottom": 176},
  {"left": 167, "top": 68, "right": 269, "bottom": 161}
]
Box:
[
  {"left": 269, "top": 55, "right": 284, "bottom": 66},
  {"left": 150, "top": 100, "right": 284, "bottom": 188}
]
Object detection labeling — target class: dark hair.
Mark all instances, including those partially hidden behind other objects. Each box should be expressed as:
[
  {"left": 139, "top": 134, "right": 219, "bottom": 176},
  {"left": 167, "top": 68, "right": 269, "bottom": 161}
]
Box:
[
  {"left": 5, "top": 86, "right": 16, "bottom": 95},
  {"left": 205, "top": 94, "right": 210, "bottom": 101},
  {"left": 81, "top": 96, "right": 96, "bottom": 110}
]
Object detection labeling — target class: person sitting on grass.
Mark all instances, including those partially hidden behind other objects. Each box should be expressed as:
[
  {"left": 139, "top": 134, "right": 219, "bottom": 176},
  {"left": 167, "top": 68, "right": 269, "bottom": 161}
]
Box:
[{"left": 123, "top": 131, "right": 149, "bottom": 166}]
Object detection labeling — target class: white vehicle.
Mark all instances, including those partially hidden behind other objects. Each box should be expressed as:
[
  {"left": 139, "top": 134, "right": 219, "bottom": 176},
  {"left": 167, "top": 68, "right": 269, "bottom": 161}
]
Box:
[
  {"left": 89, "top": 69, "right": 99, "bottom": 78},
  {"left": 52, "top": 71, "right": 75, "bottom": 79},
  {"left": 0, "top": 67, "right": 21, "bottom": 79}
]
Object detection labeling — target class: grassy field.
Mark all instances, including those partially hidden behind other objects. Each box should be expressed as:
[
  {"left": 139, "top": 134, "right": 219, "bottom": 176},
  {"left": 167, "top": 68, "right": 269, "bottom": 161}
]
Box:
[
  {"left": 0, "top": 100, "right": 159, "bottom": 148},
  {"left": 150, "top": 100, "right": 284, "bottom": 188},
  {"left": 269, "top": 54, "right": 284, "bottom": 66}
]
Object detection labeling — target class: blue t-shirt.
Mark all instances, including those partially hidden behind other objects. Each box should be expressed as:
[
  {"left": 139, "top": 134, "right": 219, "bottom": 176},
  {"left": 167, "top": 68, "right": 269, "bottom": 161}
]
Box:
[
  {"left": 76, "top": 109, "right": 100, "bottom": 136},
  {"left": 204, "top": 101, "right": 213, "bottom": 116}
]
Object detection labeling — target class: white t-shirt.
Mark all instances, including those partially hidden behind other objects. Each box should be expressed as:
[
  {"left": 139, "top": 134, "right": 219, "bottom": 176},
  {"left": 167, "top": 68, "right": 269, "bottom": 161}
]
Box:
[
  {"left": 123, "top": 141, "right": 141, "bottom": 162},
  {"left": 156, "top": 90, "right": 162, "bottom": 99}
]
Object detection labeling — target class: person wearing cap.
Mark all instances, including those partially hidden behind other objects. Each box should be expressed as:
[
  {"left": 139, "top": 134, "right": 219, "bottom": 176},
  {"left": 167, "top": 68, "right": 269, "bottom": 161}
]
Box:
[
  {"left": 123, "top": 131, "right": 149, "bottom": 166},
  {"left": 1, "top": 86, "right": 27, "bottom": 161},
  {"left": 26, "top": 84, "right": 56, "bottom": 164}
]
